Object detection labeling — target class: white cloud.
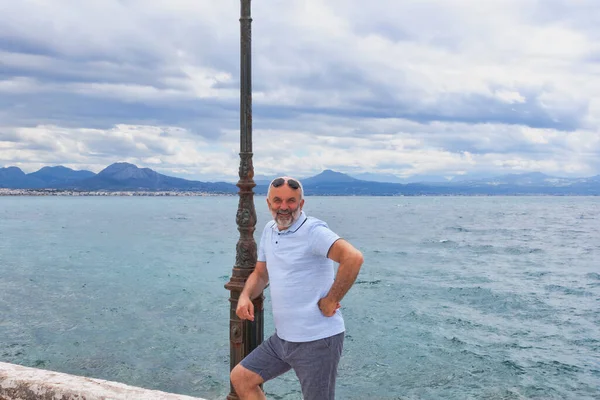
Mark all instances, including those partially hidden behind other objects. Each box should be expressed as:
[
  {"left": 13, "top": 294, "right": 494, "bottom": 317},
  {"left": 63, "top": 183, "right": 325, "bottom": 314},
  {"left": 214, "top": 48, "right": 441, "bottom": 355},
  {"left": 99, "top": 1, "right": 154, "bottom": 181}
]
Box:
[{"left": 495, "top": 90, "right": 526, "bottom": 104}]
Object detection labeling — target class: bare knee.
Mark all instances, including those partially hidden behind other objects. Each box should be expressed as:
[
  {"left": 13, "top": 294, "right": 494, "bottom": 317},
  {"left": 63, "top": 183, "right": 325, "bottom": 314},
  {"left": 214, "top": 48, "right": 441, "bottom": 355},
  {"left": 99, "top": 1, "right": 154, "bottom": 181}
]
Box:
[{"left": 231, "top": 364, "right": 264, "bottom": 398}]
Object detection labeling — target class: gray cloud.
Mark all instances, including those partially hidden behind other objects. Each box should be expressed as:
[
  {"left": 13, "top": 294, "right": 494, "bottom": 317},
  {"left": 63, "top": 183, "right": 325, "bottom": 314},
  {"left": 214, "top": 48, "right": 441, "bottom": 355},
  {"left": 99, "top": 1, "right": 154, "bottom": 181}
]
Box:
[{"left": 0, "top": 0, "right": 598, "bottom": 180}]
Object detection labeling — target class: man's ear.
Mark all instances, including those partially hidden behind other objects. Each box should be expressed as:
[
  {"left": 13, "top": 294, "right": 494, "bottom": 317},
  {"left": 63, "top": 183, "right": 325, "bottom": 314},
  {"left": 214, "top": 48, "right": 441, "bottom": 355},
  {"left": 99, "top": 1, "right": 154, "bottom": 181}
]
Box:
[{"left": 300, "top": 199, "right": 305, "bottom": 209}]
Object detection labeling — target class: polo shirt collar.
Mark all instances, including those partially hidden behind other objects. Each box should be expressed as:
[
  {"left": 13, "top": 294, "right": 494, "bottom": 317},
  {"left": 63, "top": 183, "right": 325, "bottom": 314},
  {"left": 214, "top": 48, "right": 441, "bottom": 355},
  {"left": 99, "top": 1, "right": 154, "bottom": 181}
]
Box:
[{"left": 271, "top": 211, "right": 307, "bottom": 234}]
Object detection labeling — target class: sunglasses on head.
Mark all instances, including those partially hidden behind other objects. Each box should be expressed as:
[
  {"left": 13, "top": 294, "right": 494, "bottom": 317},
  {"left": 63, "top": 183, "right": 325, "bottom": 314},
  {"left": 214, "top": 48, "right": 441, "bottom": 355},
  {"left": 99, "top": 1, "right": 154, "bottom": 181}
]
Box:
[{"left": 271, "top": 177, "right": 300, "bottom": 190}]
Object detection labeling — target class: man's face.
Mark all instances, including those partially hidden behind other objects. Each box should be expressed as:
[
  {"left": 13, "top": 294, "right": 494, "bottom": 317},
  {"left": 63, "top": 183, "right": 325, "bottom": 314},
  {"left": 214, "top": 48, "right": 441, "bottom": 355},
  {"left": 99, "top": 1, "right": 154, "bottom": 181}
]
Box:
[{"left": 267, "top": 184, "right": 304, "bottom": 229}]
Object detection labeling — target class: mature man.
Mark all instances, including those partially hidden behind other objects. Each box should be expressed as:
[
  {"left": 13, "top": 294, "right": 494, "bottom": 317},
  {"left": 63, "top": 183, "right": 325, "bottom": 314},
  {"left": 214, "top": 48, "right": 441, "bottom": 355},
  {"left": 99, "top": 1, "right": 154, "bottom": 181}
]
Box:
[{"left": 230, "top": 176, "right": 364, "bottom": 400}]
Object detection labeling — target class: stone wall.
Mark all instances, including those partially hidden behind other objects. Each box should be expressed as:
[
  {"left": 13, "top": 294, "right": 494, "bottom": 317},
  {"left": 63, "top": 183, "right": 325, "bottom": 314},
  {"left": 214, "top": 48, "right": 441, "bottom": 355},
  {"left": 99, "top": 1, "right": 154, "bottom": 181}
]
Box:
[{"left": 0, "top": 362, "right": 207, "bottom": 400}]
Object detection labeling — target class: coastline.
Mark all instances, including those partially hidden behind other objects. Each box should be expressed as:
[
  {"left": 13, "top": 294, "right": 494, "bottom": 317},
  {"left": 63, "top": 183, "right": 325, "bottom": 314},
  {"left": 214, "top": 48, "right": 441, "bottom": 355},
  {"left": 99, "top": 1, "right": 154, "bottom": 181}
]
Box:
[
  {"left": 1, "top": 188, "right": 597, "bottom": 197},
  {"left": 0, "top": 189, "right": 232, "bottom": 197}
]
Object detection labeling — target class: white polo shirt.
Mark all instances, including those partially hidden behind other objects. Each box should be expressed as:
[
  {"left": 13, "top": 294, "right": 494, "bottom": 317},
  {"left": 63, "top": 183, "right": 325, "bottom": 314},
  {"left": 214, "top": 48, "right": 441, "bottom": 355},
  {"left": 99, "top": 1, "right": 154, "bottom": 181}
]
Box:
[{"left": 257, "top": 211, "right": 345, "bottom": 342}]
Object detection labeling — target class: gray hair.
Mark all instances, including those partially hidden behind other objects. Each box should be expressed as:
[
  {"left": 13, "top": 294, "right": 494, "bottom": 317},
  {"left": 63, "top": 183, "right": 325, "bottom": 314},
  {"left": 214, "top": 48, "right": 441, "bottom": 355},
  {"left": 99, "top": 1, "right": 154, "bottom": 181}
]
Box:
[{"left": 267, "top": 176, "right": 304, "bottom": 200}]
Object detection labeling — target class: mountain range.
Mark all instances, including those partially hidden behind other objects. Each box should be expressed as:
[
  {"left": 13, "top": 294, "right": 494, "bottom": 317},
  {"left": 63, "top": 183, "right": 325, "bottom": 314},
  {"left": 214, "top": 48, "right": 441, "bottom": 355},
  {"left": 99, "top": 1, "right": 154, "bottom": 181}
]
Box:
[
  {"left": 1, "top": 163, "right": 600, "bottom": 195},
  {"left": 0, "top": 163, "right": 236, "bottom": 193}
]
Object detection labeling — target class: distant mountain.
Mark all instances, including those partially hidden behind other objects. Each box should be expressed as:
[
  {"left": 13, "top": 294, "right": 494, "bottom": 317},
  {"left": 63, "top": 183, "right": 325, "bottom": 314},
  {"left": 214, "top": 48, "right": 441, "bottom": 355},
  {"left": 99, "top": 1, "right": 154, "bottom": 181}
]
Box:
[
  {"left": 2, "top": 163, "right": 599, "bottom": 195},
  {"left": 253, "top": 175, "right": 274, "bottom": 185},
  {"left": 0, "top": 163, "right": 237, "bottom": 192},
  {"left": 253, "top": 173, "right": 289, "bottom": 185},
  {"left": 303, "top": 169, "right": 362, "bottom": 185},
  {"left": 0, "top": 166, "right": 25, "bottom": 180},
  {"left": 1, "top": 165, "right": 96, "bottom": 188},
  {"left": 69, "top": 162, "right": 237, "bottom": 192},
  {"left": 29, "top": 166, "right": 95, "bottom": 186},
  {"left": 460, "top": 172, "right": 573, "bottom": 186},
  {"left": 351, "top": 172, "right": 449, "bottom": 184},
  {"left": 255, "top": 170, "right": 409, "bottom": 196},
  {"left": 562, "top": 174, "right": 600, "bottom": 195},
  {"left": 295, "top": 170, "right": 600, "bottom": 195},
  {"left": 0, "top": 167, "right": 43, "bottom": 188},
  {"left": 351, "top": 172, "right": 402, "bottom": 183}
]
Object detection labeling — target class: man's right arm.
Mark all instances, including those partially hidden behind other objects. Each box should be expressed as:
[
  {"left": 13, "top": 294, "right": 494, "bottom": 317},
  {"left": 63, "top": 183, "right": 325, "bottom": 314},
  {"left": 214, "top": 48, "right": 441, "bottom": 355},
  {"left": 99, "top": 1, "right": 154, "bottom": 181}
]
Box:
[{"left": 236, "top": 261, "right": 268, "bottom": 321}]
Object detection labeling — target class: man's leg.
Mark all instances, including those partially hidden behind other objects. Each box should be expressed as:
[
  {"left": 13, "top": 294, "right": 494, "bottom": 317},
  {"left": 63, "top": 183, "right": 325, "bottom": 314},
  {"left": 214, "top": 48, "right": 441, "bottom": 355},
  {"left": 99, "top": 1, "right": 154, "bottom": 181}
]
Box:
[
  {"left": 230, "top": 364, "right": 265, "bottom": 400},
  {"left": 289, "top": 332, "right": 345, "bottom": 400},
  {"left": 230, "top": 334, "right": 292, "bottom": 400}
]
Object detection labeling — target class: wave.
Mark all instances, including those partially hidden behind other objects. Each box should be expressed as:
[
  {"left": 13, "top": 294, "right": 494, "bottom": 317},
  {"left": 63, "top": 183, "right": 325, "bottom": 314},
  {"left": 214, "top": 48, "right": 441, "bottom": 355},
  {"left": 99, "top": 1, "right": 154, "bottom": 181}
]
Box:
[
  {"left": 448, "top": 336, "right": 467, "bottom": 346},
  {"left": 533, "top": 360, "right": 582, "bottom": 374},
  {"left": 445, "top": 317, "right": 485, "bottom": 329},
  {"left": 355, "top": 279, "right": 382, "bottom": 286},
  {"left": 586, "top": 272, "right": 600, "bottom": 280},
  {"left": 444, "top": 287, "right": 548, "bottom": 318},
  {"left": 502, "top": 359, "right": 526, "bottom": 375},
  {"left": 545, "top": 284, "right": 594, "bottom": 296},
  {"left": 428, "top": 242, "right": 545, "bottom": 255},
  {"left": 446, "top": 226, "right": 470, "bottom": 232},
  {"left": 465, "top": 244, "right": 496, "bottom": 254},
  {"left": 423, "top": 238, "right": 459, "bottom": 246},
  {"left": 524, "top": 270, "right": 551, "bottom": 277},
  {"left": 569, "top": 338, "right": 599, "bottom": 352},
  {"left": 503, "top": 246, "right": 544, "bottom": 255}
]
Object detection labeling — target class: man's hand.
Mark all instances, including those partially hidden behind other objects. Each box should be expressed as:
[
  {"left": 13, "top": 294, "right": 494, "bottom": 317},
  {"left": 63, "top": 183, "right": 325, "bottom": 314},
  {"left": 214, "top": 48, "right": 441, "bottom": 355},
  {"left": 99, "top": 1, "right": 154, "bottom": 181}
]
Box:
[
  {"left": 236, "top": 294, "right": 255, "bottom": 321},
  {"left": 318, "top": 296, "right": 341, "bottom": 317}
]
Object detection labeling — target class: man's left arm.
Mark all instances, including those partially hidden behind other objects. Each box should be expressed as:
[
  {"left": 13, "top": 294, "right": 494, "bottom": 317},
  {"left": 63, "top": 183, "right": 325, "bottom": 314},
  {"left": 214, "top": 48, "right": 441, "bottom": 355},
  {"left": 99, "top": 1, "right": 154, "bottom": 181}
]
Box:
[{"left": 318, "top": 239, "right": 364, "bottom": 317}]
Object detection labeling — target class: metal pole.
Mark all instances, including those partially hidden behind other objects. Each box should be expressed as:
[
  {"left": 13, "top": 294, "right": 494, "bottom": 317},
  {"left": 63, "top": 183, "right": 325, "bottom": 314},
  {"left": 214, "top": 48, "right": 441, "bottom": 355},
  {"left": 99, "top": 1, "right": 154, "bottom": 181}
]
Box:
[{"left": 225, "top": 1, "right": 263, "bottom": 399}]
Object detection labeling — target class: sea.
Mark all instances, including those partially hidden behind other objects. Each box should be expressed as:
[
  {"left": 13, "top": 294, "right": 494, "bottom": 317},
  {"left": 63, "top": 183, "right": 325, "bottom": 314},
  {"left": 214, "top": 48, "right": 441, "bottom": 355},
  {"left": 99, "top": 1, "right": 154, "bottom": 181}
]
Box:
[{"left": 0, "top": 196, "right": 598, "bottom": 400}]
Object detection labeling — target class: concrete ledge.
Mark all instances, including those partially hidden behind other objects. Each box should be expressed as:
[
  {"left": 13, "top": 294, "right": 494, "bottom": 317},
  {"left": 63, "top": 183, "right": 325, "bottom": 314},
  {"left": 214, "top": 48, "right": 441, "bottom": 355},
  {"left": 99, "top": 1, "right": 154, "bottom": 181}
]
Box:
[{"left": 0, "top": 362, "right": 207, "bottom": 400}]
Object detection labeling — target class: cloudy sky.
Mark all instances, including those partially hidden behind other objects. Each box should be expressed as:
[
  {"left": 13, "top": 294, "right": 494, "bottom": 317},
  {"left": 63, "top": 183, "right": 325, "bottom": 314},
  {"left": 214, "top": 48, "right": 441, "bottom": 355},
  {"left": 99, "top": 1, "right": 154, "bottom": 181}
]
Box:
[{"left": 1, "top": 0, "right": 599, "bottom": 182}]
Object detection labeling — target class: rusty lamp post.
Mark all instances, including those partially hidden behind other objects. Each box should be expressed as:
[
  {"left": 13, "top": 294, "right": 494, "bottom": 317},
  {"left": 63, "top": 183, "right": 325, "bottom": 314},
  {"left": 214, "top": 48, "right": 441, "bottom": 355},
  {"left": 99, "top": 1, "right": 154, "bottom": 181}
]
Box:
[{"left": 225, "top": 1, "right": 263, "bottom": 399}]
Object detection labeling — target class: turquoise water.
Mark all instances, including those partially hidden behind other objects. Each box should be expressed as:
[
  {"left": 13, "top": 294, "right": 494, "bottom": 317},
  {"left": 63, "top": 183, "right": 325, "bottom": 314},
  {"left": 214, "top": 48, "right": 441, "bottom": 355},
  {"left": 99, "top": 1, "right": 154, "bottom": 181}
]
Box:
[{"left": 1, "top": 196, "right": 599, "bottom": 399}]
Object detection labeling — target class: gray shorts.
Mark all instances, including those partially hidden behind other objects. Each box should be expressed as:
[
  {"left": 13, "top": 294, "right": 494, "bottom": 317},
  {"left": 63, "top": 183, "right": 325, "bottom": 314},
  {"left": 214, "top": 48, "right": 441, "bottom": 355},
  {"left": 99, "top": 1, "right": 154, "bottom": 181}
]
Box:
[{"left": 240, "top": 331, "right": 345, "bottom": 400}]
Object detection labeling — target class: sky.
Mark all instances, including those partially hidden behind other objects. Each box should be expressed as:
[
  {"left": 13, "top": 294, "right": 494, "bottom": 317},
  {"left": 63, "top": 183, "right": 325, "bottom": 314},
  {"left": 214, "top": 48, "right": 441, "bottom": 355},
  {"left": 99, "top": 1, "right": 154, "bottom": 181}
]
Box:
[{"left": 1, "top": 0, "right": 599, "bottom": 182}]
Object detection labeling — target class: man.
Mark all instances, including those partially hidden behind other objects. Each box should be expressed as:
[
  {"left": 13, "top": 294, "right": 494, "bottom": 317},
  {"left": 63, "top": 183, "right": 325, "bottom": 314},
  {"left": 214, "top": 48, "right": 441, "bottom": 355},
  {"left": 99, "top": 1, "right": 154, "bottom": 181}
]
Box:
[{"left": 230, "top": 176, "right": 364, "bottom": 400}]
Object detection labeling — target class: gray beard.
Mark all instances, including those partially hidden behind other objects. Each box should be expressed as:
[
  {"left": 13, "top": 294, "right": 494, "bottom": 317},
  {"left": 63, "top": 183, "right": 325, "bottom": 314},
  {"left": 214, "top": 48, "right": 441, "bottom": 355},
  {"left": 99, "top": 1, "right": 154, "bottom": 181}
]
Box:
[{"left": 273, "top": 208, "right": 302, "bottom": 228}]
